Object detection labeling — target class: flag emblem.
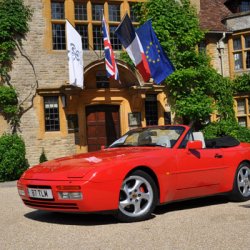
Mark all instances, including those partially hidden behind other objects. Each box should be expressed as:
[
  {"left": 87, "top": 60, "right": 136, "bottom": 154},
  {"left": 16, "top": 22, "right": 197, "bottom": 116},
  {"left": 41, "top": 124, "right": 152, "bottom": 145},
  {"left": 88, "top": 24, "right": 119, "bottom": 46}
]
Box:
[
  {"left": 66, "top": 20, "right": 84, "bottom": 88},
  {"left": 115, "top": 14, "right": 150, "bottom": 82},
  {"left": 136, "top": 20, "right": 175, "bottom": 84},
  {"left": 102, "top": 16, "right": 119, "bottom": 80}
]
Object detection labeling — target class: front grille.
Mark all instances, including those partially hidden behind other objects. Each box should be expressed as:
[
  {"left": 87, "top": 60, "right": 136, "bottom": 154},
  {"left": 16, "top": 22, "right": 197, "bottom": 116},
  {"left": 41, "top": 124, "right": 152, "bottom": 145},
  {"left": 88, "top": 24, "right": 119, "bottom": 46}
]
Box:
[
  {"left": 23, "top": 200, "right": 79, "bottom": 210},
  {"left": 27, "top": 185, "right": 51, "bottom": 189}
]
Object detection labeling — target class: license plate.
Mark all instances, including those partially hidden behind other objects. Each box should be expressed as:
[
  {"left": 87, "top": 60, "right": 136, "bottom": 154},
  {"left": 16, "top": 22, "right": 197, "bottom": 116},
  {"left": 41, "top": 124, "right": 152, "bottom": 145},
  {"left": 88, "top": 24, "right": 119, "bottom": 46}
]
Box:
[{"left": 28, "top": 188, "right": 53, "bottom": 199}]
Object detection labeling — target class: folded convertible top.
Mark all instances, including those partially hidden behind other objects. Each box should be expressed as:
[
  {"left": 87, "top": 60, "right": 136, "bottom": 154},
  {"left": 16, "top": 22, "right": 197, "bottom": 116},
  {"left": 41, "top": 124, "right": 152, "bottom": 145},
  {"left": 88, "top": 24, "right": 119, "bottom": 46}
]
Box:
[{"left": 205, "top": 136, "right": 240, "bottom": 148}]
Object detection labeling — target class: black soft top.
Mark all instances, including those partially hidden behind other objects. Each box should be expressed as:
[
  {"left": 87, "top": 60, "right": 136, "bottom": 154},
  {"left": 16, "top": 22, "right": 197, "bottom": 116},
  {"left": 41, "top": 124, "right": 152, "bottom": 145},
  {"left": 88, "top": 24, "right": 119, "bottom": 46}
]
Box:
[{"left": 205, "top": 136, "right": 240, "bottom": 148}]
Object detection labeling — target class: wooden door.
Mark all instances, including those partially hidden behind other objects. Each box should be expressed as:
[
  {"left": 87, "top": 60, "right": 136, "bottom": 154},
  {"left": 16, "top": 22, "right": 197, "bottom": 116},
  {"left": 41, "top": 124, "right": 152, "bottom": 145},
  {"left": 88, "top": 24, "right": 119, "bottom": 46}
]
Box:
[{"left": 86, "top": 105, "right": 120, "bottom": 152}]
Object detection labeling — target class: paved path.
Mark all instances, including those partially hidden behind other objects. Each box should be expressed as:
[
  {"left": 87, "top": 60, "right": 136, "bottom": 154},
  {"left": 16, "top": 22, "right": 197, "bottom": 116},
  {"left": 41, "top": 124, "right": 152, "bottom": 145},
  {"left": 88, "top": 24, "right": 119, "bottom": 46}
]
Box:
[{"left": 1, "top": 181, "right": 250, "bottom": 250}]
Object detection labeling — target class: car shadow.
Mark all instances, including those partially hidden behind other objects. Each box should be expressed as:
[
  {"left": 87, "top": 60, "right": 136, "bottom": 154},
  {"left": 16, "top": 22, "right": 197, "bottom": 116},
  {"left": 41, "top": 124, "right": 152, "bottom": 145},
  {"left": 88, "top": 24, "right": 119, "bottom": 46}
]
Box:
[
  {"left": 24, "top": 210, "right": 119, "bottom": 226},
  {"left": 154, "top": 195, "right": 229, "bottom": 215},
  {"left": 24, "top": 196, "right": 229, "bottom": 226},
  {"left": 24, "top": 210, "right": 157, "bottom": 225},
  {"left": 240, "top": 204, "right": 250, "bottom": 208}
]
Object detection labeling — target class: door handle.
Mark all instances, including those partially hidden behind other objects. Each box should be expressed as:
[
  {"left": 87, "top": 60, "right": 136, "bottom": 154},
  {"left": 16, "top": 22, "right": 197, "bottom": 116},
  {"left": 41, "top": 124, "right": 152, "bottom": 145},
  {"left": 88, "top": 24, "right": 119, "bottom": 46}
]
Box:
[{"left": 215, "top": 153, "right": 223, "bottom": 158}]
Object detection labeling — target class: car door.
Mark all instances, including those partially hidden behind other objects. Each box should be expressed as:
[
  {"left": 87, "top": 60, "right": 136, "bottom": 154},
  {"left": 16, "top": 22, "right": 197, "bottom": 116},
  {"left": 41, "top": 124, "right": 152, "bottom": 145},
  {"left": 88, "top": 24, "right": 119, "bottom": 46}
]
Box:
[{"left": 173, "top": 135, "right": 227, "bottom": 200}]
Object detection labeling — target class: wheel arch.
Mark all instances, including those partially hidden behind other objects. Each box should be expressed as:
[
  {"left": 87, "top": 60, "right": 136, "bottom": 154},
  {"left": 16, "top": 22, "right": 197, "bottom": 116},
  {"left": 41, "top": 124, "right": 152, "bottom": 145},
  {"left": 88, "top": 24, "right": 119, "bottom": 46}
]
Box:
[
  {"left": 229, "top": 159, "right": 250, "bottom": 202},
  {"left": 238, "top": 160, "right": 250, "bottom": 168},
  {"left": 125, "top": 166, "right": 160, "bottom": 203}
]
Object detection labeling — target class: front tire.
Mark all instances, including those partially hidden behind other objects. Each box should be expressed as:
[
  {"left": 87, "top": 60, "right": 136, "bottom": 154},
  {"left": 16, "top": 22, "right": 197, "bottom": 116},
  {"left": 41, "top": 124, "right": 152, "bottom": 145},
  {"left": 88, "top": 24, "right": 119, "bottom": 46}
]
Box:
[
  {"left": 230, "top": 162, "right": 250, "bottom": 202},
  {"left": 116, "top": 170, "right": 158, "bottom": 222}
]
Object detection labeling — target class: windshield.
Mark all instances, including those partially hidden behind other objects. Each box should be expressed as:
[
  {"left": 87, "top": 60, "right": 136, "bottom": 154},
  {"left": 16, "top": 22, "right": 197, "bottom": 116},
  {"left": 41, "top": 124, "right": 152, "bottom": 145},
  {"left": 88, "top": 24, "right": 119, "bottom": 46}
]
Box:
[{"left": 109, "top": 126, "right": 185, "bottom": 148}]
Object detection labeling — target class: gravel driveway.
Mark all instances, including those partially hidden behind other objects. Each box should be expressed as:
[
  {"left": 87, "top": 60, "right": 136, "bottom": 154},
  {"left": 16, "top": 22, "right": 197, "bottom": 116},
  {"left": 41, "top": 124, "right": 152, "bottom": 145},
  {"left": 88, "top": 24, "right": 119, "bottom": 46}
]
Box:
[{"left": 1, "top": 181, "right": 250, "bottom": 250}]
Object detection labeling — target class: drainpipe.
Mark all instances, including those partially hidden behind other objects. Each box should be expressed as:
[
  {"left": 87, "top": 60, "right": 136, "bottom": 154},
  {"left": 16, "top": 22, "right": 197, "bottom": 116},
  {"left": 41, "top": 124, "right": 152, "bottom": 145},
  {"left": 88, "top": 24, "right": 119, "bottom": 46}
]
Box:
[{"left": 217, "top": 32, "right": 226, "bottom": 77}]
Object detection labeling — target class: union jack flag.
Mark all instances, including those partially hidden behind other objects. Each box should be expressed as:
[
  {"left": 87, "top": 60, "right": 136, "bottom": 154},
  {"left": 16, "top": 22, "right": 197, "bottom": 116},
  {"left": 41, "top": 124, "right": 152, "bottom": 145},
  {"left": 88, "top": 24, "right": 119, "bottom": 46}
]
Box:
[{"left": 102, "top": 15, "right": 119, "bottom": 80}]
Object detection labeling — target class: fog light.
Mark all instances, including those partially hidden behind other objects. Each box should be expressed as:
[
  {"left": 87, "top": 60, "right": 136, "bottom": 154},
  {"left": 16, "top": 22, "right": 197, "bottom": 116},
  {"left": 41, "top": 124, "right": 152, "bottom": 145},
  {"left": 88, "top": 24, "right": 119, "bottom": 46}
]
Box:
[
  {"left": 18, "top": 189, "right": 25, "bottom": 196},
  {"left": 58, "top": 192, "right": 82, "bottom": 200}
]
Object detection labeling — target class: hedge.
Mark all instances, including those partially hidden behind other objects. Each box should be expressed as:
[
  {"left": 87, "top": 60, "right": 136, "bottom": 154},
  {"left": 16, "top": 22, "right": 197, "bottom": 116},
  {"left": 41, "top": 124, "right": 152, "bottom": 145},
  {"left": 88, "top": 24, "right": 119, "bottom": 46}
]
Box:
[{"left": 0, "top": 133, "right": 29, "bottom": 182}]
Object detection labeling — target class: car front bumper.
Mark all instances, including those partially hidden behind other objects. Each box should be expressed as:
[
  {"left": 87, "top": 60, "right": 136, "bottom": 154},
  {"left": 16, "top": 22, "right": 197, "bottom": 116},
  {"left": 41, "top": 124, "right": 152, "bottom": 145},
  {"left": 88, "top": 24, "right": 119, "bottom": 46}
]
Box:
[{"left": 17, "top": 178, "right": 121, "bottom": 213}]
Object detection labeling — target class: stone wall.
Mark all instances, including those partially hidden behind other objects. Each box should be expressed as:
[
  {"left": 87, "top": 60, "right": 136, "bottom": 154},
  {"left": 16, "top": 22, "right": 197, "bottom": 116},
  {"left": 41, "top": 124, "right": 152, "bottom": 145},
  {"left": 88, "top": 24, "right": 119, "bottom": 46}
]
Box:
[
  {"left": 225, "top": 13, "right": 250, "bottom": 31},
  {"left": 2, "top": 0, "right": 235, "bottom": 166},
  {"left": 206, "top": 34, "right": 230, "bottom": 77},
  {"left": 190, "top": 0, "right": 200, "bottom": 12},
  {"left": 7, "top": 0, "right": 101, "bottom": 165},
  {"left": 0, "top": 116, "right": 10, "bottom": 135}
]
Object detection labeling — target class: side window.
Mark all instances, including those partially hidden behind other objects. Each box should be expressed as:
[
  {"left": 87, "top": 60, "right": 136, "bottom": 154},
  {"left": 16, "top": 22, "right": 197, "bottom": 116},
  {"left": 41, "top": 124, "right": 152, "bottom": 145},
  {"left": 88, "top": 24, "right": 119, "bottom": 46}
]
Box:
[
  {"left": 51, "top": 1, "right": 66, "bottom": 50},
  {"left": 44, "top": 96, "right": 60, "bottom": 131},
  {"left": 179, "top": 131, "right": 193, "bottom": 149},
  {"left": 96, "top": 71, "right": 109, "bottom": 88},
  {"left": 145, "top": 94, "right": 158, "bottom": 125}
]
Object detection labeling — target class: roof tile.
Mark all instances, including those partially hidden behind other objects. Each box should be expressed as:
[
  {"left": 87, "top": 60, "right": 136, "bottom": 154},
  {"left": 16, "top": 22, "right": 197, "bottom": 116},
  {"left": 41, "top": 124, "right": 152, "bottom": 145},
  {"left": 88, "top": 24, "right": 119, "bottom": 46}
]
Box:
[{"left": 199, "top": 0, "right": 232, "bottom": 32}]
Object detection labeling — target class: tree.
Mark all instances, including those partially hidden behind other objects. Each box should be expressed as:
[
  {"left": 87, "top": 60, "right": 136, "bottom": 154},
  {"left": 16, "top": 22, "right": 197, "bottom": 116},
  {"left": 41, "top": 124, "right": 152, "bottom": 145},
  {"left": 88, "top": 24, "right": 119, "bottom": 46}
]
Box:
[
  {"left": 137, "top": 0, "right": 235, "bottom": 128},
  {"left": 39, "top": 148, "right": 48, "bottom": 163}
]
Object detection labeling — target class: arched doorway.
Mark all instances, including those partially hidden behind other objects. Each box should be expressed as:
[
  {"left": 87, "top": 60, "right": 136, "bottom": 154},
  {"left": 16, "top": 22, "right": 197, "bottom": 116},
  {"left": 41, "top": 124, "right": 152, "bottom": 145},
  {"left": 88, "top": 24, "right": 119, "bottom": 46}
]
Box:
[{"left": 86, "top": 105, "right": 121, "bottom": 151}]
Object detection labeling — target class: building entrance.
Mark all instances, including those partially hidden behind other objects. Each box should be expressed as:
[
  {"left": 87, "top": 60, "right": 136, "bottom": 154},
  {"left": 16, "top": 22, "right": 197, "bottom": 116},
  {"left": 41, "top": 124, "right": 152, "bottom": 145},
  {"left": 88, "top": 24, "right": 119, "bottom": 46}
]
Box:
[{"left": 86, "top": 105, "right": 121, "bottom": 152}]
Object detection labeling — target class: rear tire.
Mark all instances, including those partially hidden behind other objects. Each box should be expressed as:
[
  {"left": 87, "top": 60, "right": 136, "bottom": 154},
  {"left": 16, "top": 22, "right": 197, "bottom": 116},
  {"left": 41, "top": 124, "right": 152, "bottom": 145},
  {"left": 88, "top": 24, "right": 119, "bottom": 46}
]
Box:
[
  {"left": 230, "top": 162, "right": 250, "bottom": 202},
  {"left": 116, "top": 170, "right": 158, "bottom": 222}
]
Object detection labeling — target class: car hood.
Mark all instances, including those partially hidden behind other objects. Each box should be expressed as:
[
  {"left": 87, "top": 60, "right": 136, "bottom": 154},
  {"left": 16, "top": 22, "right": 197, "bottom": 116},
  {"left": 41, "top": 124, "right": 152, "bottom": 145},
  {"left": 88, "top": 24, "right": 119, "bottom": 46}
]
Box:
[{"left": 21, "top": 147, "right": 165, "bottom": 181}]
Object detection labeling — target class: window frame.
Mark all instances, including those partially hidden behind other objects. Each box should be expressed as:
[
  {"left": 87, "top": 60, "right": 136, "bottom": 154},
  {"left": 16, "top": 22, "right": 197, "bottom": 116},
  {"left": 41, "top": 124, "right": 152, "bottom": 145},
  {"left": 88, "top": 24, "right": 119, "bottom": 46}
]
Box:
[
  {"left": 75, "top": 24, "right": 89, "bottom": 50},
  {"left": 48, "top": 0, "right": 143, "bottom": 51},
  {"left": 239, "top": 0, "right": 250, "bottom": 12},
  {"left": 44, "top": 96, "right": 61, "bottom": 132},
  {"left": 145, "top": 94, "right": 159, "bottom": 126},
  {"left": 51, "top": 0, "right": 66, "bottom": 50},
  {"left": 74, "top": 1, "right": 87, "bottom": 21},
  {"left": 234, "top": 96, "right": 250, "bottom": 128},
  {"left": 108, "top": 4, "right": 121, "bottom": 22},
  {"left": 231, "top": 33, "right": 250, "bottom": 73},
  {"left": 96, "top": 70, "right": 110, "bottom": 88}
]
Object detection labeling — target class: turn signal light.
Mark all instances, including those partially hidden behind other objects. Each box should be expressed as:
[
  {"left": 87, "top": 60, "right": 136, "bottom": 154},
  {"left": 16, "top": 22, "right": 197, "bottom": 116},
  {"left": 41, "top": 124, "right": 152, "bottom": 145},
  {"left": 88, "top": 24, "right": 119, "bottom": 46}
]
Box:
[{"left": 56, "top": 185, "right": 81, "bottom": 191}]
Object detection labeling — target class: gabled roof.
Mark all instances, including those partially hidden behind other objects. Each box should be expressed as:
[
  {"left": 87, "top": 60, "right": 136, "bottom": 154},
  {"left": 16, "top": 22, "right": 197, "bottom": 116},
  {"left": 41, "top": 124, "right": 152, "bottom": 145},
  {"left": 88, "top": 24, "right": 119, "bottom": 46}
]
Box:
[{"left": 199, "top": 0, "right": 232, "bottom": 32}]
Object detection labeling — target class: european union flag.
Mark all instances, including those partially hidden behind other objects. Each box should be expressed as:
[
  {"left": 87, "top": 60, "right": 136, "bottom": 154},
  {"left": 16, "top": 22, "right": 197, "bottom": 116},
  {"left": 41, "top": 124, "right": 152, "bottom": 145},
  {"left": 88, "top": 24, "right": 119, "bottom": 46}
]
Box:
[{"left": 136, "top": 20, "right": 175, "bottom": 84}]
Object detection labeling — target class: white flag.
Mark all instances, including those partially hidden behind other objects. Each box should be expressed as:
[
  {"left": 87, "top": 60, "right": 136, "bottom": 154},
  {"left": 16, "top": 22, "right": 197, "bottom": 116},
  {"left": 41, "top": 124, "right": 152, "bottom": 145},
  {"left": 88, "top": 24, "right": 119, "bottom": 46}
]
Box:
[{"left": 66, "top": 20, "right": 84, "bottom": 88}]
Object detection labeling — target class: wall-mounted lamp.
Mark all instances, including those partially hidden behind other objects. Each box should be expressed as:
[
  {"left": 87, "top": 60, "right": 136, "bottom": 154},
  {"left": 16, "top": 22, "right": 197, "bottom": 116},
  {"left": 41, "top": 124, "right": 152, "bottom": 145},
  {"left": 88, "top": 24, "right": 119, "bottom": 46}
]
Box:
[{"left": 60, "top": 95, "right": 67, "bottom": 108}]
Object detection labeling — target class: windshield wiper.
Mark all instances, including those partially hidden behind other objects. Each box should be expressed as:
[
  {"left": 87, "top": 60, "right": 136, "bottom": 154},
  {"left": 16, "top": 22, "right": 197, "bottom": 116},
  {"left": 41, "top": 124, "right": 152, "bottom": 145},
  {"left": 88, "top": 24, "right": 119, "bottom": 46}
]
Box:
[
  {"left": 138, "top": 143, "right": 168, "bottom": 148},
  {"left": 138, "top": 144, "right": 156, "bottom": 147},
  {"left": 109, "top": 144, "right": 134, "bottom": 148}
]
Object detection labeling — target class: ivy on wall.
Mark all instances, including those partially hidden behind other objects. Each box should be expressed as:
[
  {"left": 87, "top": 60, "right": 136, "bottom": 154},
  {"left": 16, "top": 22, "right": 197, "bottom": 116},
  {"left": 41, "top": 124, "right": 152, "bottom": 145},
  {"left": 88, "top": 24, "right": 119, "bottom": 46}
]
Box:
[
  {"left": 0, "top": 0, "right": 32, "bottom": 132},
  {"left": 0, "top": 0, "right": 32, "bottom": 79},
  {"left": 232, "top": 73, "right": 250, "bottom": 94},
  {"left": 0, "top": 86, "right": 19, "bottom": 126}
]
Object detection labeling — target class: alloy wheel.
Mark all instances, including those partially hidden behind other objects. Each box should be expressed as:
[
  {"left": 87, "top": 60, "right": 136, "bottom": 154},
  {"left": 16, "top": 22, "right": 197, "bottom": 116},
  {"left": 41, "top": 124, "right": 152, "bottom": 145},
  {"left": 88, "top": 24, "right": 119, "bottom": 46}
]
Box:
[
  {"left": 237, "top": 166, "right": 250, "bottom": 197},
  {"left": 119, "top": 175, "right": 154, "bottom": 218}
]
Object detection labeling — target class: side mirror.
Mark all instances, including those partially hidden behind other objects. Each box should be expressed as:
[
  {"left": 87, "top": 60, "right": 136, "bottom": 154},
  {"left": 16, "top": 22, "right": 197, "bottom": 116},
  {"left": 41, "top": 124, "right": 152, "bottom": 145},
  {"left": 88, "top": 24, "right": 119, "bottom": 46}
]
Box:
[
  {"left": 101, "top": 145, "right": 106, "bottom": 150},
  {"left": 186, "top": 140, "right": 203, "bottom": 150}
]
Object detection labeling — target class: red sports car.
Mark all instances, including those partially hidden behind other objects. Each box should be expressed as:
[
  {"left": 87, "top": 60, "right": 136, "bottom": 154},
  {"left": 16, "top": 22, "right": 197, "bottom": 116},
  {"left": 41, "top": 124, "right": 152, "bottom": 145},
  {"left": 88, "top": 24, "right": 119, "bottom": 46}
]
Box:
[{"left": 17, "top": 125, "right": 250, "bottom": 222}]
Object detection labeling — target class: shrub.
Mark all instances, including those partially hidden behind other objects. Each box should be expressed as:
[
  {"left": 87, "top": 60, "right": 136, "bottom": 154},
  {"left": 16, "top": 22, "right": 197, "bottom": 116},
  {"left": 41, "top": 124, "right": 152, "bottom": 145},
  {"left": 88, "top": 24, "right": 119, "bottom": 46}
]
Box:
[
  {"left": 0, "top": 133, "right": 29, "bottom": 181},
  {"left": 39, "top": 148, "right": 48, "bottom": 163},
  {"left": 203, "top": 120, "right": 250, "bottom": 143}
]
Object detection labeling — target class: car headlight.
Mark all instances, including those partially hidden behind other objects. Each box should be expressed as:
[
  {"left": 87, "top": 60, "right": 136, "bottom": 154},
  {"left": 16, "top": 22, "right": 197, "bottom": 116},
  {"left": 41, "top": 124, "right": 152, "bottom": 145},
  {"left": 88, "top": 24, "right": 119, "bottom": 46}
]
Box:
[{"left": 18, "top": 189, "right": 26, "bottom": 197}]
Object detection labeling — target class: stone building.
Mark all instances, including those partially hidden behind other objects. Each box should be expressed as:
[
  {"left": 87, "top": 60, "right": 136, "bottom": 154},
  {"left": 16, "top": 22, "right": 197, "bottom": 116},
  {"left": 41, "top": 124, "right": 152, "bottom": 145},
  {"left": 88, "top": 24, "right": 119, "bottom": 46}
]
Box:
[
  {"left": 0, "top": 0, "right": 249, "bottom": 166},
  {"left": 196, "top": 0, "right": 250, "bottom": 126},
  {"left": 1, "top": 0, "right": 171, "bottom": 165}
]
